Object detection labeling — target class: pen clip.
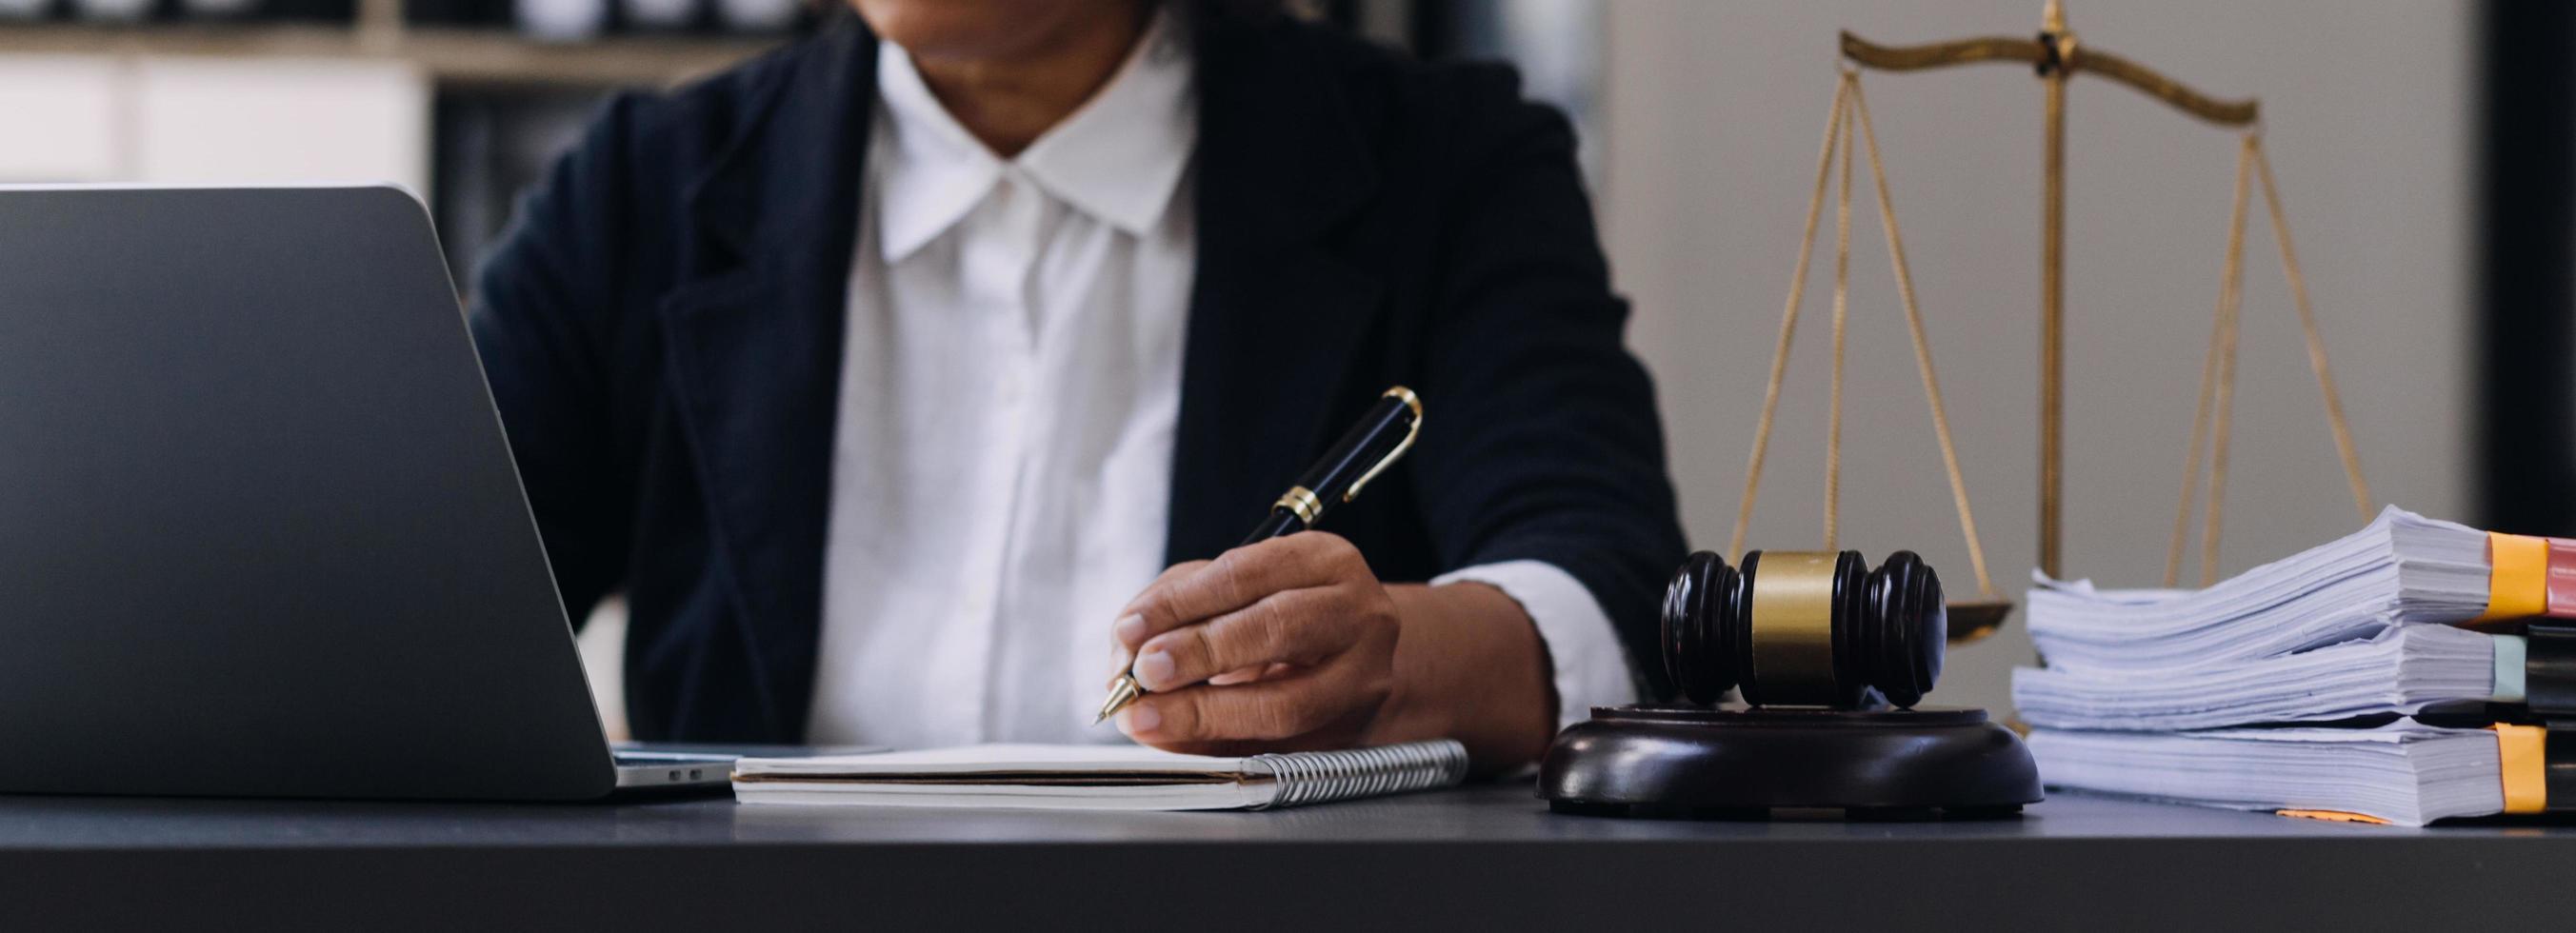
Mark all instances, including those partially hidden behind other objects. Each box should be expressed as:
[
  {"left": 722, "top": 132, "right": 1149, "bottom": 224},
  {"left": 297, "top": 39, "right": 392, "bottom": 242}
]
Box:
[{"left": 1344, "top": 386, "right": 1423, "bottom": 503}]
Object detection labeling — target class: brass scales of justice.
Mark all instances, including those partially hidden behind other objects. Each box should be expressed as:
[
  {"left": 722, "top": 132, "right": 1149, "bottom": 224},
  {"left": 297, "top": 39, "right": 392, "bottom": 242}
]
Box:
[
  {"left": 1539, "top": 1, "right": 2378, "bottom": 819},
  {"left": 1733, "top": 0, "right": 2378, "bottom": 642}
]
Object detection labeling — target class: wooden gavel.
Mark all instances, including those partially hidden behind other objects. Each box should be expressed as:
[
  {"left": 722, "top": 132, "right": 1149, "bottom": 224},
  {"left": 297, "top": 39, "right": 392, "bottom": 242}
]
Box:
[{"left": 1660, "top": 549, "right": 1946, "bottom": 709}]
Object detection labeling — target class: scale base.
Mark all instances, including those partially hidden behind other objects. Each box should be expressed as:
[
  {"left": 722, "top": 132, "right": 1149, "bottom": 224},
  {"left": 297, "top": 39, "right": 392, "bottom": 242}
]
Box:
[{"left": 1537, "top": 705, "right": 2042, "bottom": 821}]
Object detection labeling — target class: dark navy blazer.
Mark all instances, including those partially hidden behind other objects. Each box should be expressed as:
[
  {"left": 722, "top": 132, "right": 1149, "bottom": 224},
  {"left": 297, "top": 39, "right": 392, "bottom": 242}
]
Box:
[{"left": 468, "top": 10, "right": 1687, "bottom": 743}]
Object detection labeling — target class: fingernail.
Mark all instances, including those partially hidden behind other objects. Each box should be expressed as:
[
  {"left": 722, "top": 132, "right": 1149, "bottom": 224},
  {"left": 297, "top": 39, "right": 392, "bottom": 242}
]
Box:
[
  {"left": 1121, "top": 704, "right": 1161, "bottom": 735},
  {"left": 1135, "top": 650, "right": 1175, "bottom": 689},
  {"left": 1112, "top": 613, "right": 1146, "bottom": 645}
]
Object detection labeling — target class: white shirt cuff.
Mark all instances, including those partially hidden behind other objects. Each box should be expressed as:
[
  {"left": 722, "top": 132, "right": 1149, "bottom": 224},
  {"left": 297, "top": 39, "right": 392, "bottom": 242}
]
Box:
[{"left": 1431, "top": 559, "right": 1635, "bottom": 728}]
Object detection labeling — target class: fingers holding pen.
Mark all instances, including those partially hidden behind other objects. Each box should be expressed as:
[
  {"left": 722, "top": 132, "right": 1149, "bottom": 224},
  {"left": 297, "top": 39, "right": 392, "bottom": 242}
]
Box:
[
  {"left": 1113, "top": 533, "right": 1354, "bottom": 653},
  {"left": 1101, "top": 390, "right": 1422, "bottom": 747},
  {"left": 1108, "top": 532, "right": 1400, "bottom": 749},
  {"left": 1118, "top": 660, "right": 1390, "bottom": 749},
  {"left": 1111, "top": 560, "right": 1204, "bottom": 673},
  {"left": 1128, "top": 587, "right": 1355, "bottom": 692}
]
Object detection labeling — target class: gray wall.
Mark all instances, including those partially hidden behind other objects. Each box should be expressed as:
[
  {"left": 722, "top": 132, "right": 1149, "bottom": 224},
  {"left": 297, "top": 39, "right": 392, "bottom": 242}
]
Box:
[{"left": 1596, "top": 1, "right": 2475, "bottom": 712}]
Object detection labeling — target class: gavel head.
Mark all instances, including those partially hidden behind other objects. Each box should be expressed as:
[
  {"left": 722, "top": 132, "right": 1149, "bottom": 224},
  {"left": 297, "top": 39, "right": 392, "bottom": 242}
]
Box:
[{"left": 1660, "top": 549, "right": 1946, "bottom": 709}]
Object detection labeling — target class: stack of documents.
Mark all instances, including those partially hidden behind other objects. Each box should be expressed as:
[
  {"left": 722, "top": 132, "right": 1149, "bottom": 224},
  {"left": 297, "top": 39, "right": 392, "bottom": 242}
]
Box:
[
  {"left": 2014, "top": 506, "right": 2557, "bottom": 825},
  {"left": 2015, "top": 624, "right": 2517, "bottom": 731},
  {"left": 2027, "top": 723, "right": 2516, "bottom": 827},
  {"left": 2026, "top": 507, "right": 2490, "bottom": 672}
]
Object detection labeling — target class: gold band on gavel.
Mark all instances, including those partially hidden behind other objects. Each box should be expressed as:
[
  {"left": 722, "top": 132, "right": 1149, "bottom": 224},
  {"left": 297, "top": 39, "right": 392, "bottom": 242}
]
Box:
[{"left": 1749, "top": 551, "right": 1840, "bottom": 705}]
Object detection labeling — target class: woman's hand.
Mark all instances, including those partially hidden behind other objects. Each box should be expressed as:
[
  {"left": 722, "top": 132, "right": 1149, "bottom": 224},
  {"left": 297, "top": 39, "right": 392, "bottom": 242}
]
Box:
[
  {"left": 1108, "top": 532, "right": 1399, "bottom": 755},
  {"left": 1108, "top": 531, "right": 1560, "bottom": 772}
]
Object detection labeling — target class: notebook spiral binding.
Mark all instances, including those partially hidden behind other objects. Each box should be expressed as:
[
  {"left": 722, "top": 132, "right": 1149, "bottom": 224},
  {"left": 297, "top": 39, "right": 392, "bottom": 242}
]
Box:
[{"left": 1245, "top": 740, "right": 1469, "bottom": 809}]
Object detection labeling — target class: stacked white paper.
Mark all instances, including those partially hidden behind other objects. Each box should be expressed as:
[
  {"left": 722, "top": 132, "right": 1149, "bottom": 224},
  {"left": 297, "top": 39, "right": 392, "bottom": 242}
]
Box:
[
  {"left": 2016, "top": 506, "right": 2521, "bottom": 824},
  {"left": 2027, "top": 724, "right": 2503, "bottom": 826},
  {"left": 2027, "top": 506, "right": 2490, "bottom": 672},
  {"left": 2013, "top": 625, "right": 2512, "bottom": 731}
]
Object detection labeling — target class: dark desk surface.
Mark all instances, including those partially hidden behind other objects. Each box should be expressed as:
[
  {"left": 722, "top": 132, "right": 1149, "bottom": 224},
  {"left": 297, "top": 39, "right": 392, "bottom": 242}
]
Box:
[{"left": 5, "top": 784, "right": 2568, "bottom": 931}]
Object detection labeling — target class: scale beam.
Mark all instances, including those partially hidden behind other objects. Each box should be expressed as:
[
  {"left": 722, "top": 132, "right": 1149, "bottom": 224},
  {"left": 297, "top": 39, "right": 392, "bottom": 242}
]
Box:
[
  {"left": 1825, "top": 1, "right": 2258, "bottom": 581},
  {"left": 1840, "top": 32, "right": 2259, "bottom": 126}
]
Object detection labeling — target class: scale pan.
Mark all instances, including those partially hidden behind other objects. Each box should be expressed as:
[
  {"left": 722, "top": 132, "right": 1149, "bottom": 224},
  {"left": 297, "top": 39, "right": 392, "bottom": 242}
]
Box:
[{"left": 1945, "top": 599, "right": 2014, "bottom": 645}]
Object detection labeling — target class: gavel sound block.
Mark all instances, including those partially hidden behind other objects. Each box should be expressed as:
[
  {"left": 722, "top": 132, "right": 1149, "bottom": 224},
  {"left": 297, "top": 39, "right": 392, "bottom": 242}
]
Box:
[{"left": 1538, "top": 549, "right": 2042, "bottom": 820}]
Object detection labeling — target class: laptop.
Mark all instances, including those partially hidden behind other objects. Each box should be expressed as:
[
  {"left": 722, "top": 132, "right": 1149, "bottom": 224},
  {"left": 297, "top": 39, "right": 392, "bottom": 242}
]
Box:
[{"left": 0, "top": 184, "right": 854, "bottom": 800}]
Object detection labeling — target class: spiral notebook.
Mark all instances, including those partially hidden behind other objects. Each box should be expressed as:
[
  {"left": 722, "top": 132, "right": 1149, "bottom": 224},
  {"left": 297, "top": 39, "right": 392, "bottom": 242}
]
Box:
[{"left": 729, "top": 740, "right": 1469, "bottom": 811}]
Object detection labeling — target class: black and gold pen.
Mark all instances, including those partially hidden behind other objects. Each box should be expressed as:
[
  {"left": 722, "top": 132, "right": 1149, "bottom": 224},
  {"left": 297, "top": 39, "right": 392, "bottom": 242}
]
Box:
[{"left": 1095, "top": 386, "right": 1425, "bottom": 725}]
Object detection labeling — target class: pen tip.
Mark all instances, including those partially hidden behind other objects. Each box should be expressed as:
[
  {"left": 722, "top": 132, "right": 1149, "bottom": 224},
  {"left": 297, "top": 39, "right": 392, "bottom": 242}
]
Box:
[{"left": 1095, "top": 677, "right": 1140, "bottom": 726}]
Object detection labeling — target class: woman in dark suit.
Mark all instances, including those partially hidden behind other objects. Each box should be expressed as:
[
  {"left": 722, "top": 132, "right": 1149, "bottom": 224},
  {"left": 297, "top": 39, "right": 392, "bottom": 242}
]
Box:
[{"left": 469, "top": 0, "right": 1685, "bottom": 772}]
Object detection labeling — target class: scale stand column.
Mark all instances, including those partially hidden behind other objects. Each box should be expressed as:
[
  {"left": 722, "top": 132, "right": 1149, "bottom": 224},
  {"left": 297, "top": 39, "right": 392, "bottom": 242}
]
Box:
[{"left": 2037, "top": 2, "right": 2071, "bottom": 580}]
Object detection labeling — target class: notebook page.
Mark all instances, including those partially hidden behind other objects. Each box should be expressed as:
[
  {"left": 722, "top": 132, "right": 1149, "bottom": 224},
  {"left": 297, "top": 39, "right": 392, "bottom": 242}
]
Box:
[{"left": 733, "top": 744, "right": 1248, "bottom": 779}]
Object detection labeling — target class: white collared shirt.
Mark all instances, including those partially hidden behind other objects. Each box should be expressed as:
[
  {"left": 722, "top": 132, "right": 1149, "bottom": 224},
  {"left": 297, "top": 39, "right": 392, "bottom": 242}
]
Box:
[{"left": 804, "top": 12, "right": 1633, "bottom": 748}]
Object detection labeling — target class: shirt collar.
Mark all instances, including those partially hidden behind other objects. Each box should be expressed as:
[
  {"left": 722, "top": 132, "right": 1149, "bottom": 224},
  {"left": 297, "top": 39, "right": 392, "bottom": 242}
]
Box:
[{"left": 873, "top": 9, "right": 1197, "bottom": 263}]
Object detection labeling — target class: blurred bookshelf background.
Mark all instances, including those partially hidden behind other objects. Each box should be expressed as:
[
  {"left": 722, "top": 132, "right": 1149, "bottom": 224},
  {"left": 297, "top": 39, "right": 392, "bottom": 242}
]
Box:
[
  {"left": 0, "top": 0, "right": 811, "bottom": 286},
  {"left": 0, "top": 0, "right": 1581, "bottom": 294}
]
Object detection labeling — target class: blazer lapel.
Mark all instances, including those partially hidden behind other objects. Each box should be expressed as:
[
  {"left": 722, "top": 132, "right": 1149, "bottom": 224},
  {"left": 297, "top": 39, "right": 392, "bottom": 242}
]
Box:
[
  {"left": 656, "top": 22, "right": 877, "bottom": 741},
  {"left": 1168, "top": 20, "right": 1385, "bottom": 564}
]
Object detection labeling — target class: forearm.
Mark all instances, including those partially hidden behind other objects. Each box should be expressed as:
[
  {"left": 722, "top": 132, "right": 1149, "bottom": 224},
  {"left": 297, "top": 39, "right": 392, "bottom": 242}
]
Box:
[{"left": 1370, "top": 582, "right": 1557, "bottom": 775}]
